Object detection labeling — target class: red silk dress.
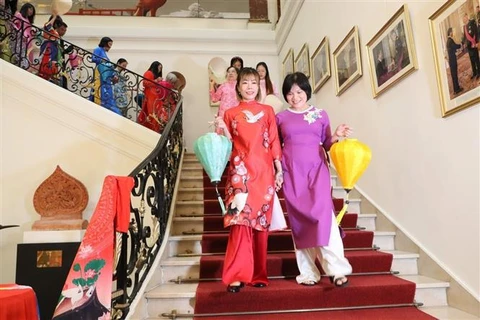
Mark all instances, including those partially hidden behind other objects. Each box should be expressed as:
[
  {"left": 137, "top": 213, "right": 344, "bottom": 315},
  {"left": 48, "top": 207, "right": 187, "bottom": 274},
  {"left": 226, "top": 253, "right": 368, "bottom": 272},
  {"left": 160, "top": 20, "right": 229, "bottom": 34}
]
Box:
[
  {"left": 138, "top": 70, "right": 163, "bottom": 132},
  {"left": 221, "top": 100, "right": 282, "bottom": 286}
]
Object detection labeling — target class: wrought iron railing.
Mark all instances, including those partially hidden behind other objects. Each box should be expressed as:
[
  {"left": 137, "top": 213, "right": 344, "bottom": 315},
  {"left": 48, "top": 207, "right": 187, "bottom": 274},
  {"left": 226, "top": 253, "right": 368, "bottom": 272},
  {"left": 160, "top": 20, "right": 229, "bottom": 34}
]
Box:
[
  {"left": 0, "top": 7, "right": 178, "bottom": 133},
  {"left": 112, "top": 100, "right": 184, "bottom": 319}
]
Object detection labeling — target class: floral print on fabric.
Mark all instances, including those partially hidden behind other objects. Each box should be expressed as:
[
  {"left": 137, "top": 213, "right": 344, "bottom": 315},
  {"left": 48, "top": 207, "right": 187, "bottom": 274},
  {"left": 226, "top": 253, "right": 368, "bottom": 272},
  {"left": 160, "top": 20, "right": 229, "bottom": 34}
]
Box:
[{"left": 303, "top": 108, "right": 323, "bottom": 125}]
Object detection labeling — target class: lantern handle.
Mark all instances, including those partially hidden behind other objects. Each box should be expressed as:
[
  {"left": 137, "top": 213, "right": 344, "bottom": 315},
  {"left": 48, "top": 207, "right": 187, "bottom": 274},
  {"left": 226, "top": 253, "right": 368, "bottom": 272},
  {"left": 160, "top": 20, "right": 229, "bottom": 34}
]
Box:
[{"left": 212, "top": 181, "right": 227, "bottom": 215}]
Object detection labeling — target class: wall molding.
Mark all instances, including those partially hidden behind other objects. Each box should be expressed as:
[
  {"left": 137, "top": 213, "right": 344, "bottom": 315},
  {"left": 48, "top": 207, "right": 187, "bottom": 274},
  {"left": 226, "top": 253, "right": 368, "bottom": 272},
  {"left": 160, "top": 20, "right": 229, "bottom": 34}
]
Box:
[{"left": 275, "top": 0, "right": 305, "bottom": 54}]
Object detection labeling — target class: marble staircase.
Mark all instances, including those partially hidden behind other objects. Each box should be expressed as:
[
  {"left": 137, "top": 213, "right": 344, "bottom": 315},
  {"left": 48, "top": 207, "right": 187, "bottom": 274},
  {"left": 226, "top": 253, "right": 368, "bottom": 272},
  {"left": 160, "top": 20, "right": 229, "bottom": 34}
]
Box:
[{"left": 137, "top": 153, "right": 478, "bottom": 320}]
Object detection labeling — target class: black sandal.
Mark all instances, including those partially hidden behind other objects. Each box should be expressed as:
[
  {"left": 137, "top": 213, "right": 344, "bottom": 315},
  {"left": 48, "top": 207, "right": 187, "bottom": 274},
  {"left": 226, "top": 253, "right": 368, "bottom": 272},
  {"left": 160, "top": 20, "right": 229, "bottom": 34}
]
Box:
[
  {"left": 330, "top": 276, "right": 349, "bottom": 288},
  {"left": 226, "top": 282, "right": 244, "bottom": 293}
]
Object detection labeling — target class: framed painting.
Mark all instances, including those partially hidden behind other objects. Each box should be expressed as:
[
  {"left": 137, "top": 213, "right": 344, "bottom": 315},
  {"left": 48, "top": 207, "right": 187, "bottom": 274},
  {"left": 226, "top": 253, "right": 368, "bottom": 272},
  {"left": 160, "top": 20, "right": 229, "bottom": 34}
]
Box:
[
  {"left": 332, "top": 26, "right": 362, "bottom": 96},
  {"left": 311, "top": 36, "right": 331, "bottom": 93},
  {"left": 429, "top": 0, "right": 480, "bottom": 117},
  {"left": 366, "top": 4, "right": 418, "bottom": 98},
  {"left": 282, "top": 48, "right": 294, "bottom": 81},
  {"left": 295, "top": 43, "right": 311, "bottom": 78}
]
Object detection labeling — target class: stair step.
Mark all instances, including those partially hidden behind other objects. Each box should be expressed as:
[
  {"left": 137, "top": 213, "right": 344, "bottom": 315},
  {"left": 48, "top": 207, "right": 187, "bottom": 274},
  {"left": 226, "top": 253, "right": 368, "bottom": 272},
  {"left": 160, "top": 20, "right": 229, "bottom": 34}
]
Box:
[
  {"left": 177, "top": 185, "right": 353, "bottom": 200},
  {"left": 420, "top": 306, "right": 480, "bottom": 319},
  {"left": 175, "top": 199, "right": 362, "bottom": 215},
  {"left": 357, "top": 213, "right": 377, "bottom": 231},
  {"left": 171, "top": 213, "right": 359, "bottom": 235},
  {"left": 144, "top": 274, "right": 450, "bottom": 316},
  {"left": 382, "top": 250, "right": 419, "bottom": 275},
  {"left": 144, "top": 306, "right": 480, "bottom": 320},
  {"left": 167, "top": 230, "right": 384, "bottom": 257},
  {"left": 179, "top": 176, "right": 203, "bottom": 188},
  {"left": 159, "top": 250, "right": 419, "bottom": 284},
  {"left": 398, "top": 275, "right": 449, "bottom": 307},
  {"left": 145, "top": 283, "right": 197, "bottom": 315},
  {"left": 373, "top": 231, "right": 395, "bottom": 251}
]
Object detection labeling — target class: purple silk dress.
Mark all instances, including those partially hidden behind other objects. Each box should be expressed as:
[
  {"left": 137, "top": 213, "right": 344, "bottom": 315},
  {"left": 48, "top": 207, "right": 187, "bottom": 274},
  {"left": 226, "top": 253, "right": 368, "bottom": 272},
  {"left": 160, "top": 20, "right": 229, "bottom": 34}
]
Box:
[{"left": 276, "top": 106, "right": 335, "bottom": 249}]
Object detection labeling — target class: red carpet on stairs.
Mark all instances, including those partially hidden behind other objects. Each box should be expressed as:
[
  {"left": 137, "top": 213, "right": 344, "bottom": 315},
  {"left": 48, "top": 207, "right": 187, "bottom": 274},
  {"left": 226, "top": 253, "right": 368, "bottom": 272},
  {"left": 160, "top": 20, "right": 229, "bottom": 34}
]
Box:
[{"left": 195, "top": 171, "right": 437, "bottom": 319}]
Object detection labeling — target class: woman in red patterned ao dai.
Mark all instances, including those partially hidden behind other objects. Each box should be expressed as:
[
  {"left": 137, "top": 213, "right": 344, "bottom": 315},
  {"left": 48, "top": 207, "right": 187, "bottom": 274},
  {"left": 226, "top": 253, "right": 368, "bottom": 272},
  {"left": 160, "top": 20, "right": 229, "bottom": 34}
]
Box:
[{"left": 215, "top": 67, "right": 283, "bottom": 293}]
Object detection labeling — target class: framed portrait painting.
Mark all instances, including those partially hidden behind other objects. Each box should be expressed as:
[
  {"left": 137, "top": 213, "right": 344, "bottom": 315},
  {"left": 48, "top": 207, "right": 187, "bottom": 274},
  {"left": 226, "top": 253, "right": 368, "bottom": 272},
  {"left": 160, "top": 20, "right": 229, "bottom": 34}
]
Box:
[
  {"left": 366, "top": 4, "right": 418, "bottom": 98},
  {"left": 332, "top": 26, "right": 363, "bottom": 96},
  {"left": 282, "top": 48, "right": 294, "bottom": 81},
  {"left": 295, "top": 43, "right": 311, "bottom": 78},
  {"left": 429, "top": 0, "right": 480, "bottom": 117},
  {"left": 311, "top": 36, "right": 331, "bottom": 93}
]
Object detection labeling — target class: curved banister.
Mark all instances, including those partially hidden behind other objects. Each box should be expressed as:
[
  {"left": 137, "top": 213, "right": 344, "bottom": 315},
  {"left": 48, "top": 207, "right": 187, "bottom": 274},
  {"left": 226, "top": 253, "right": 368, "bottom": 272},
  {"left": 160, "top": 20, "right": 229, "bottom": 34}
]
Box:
[{"left": 112, "top": 99, "right": 183, "bottom": 319}]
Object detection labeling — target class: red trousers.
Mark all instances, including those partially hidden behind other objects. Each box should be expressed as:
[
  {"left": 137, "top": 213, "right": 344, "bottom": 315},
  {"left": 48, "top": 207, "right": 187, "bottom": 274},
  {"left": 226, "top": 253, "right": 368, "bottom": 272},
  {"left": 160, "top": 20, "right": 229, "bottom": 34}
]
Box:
[{"left": 222, "top": 225, "right": 269, "bottom": 286}]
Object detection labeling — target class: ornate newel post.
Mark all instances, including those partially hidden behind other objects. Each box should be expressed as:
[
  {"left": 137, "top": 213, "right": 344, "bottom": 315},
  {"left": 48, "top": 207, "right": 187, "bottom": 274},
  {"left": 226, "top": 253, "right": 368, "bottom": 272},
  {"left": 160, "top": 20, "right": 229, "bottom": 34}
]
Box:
[
  {"left": 249, "top": 0, "right": 269, "bottom": 22},
  {"left": 32, "top": 165, "right": 89, "bottom": 230}
]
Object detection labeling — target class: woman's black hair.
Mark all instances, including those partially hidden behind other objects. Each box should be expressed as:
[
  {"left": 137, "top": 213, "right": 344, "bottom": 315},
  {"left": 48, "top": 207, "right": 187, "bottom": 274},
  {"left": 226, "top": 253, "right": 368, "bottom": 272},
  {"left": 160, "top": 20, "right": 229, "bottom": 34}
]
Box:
[
  {"left": 282, "top": 72, "right": 312, "bottom": 101},
  {"left": 117, "top": 58, "right": 127, "bottom": 65},
  {"left": 236, "top": 67, "right": 261, "bottom": 101},
  {"left": 148, "top": 61, "right": 163, "bottom": 79},
  {"left": 47, "top": 15, "right": 64, "bottom": 29},
  {"left": 256, "top": 61, "right": 274, "bottom": 96},
  {"left": 7, "top": 0, "right": 18, "bottom": 14},
  {"left": 19, "top": 3, "right": 35, "bottom": 23},
  {"left": 98, "top": 37, "right": 113, "bottom": 48},
  {"left": 230, "top": 56, "right": 244, "bottom": 69},
  {"left": 226, "top": 65, "right": 238, "bottom": 76}
]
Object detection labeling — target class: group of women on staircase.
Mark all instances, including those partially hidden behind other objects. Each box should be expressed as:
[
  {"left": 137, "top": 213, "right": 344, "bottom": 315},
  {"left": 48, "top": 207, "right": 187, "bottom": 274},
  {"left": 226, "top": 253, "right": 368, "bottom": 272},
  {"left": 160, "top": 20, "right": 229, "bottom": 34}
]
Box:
[
  {"left": 210, "top": 58, "right": 280, "bottom": 132},
  {"left": 0, "top": 2, "right": 182, "bottom": 131},
  {"left": 215, "top": 68, "right": 353, "bottom": 293}
]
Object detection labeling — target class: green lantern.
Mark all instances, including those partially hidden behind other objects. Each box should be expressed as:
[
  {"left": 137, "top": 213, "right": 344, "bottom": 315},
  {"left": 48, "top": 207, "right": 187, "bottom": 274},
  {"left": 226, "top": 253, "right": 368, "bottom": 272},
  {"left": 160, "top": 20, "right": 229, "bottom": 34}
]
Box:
[{"left": 193, "top": 133, "right": 232, "bottom": 215}]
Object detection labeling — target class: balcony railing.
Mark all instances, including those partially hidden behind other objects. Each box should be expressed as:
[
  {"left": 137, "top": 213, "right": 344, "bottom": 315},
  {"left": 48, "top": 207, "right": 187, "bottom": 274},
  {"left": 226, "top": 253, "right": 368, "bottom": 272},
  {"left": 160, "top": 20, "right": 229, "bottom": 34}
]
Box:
[
  {"left": 29, "top": 0, "right": 250, "bottom": 19},
  {"left": 0, "top": 7, "right": 179, "bottom": 133}
]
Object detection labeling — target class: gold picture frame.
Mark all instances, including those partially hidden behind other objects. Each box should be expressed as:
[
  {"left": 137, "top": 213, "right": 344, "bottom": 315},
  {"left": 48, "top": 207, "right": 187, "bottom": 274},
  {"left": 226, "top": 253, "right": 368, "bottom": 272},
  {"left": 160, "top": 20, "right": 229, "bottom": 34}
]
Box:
[
  {"left": 366, "top": 4, "right": 418, "bottom": 98},
  {"left": 282, "top": 48, "right": 295, "bottom": 81},
  {"left": 429, "top": 0, "right": 480, "bottom": 117},
  {"left": 295, "top": 43, "right": 311, "bottom": 78},
  {"left": 332, "top": 26, "right": 362, "bottom": 96},
  {"left": 311, "top": 36, "right": 331, "bottom": 93}
]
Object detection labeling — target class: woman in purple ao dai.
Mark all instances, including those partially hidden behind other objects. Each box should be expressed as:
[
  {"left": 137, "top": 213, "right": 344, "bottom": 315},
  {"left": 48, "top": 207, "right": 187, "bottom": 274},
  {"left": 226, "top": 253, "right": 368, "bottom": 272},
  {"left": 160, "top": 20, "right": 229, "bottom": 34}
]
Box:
[{"left": 275, "top": 72, "right": 352, "bottom": 287}]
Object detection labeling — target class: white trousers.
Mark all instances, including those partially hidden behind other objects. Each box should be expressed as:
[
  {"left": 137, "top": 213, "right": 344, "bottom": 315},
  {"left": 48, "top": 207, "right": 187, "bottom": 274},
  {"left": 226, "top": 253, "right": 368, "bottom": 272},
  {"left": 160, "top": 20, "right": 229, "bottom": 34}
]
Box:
[{"left": 295, "top": 212, "right": 352, "bottom": 284}]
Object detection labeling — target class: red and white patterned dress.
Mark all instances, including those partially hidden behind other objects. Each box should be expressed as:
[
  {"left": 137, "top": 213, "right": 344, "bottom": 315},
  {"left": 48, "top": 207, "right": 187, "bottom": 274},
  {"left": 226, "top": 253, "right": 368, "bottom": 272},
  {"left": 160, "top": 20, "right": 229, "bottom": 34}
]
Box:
[{"left": 223, "top": 100, "right": 282, "bottom": 231}]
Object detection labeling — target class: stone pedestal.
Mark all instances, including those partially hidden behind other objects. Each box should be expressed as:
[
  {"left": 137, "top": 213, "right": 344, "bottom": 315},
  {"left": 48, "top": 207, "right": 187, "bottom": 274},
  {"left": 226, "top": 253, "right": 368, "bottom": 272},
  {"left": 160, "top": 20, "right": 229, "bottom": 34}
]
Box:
[
  {"left": 23, "top": 230, "right": 86, "bottom": 243},
  {"left": 32, "top": 217, "right": 89, "bottom": 231}
]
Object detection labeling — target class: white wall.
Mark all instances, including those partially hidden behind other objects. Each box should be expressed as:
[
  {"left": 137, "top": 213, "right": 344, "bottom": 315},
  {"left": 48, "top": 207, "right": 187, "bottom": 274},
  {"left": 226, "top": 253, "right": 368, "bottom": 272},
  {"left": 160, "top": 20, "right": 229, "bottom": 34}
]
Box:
[
  {"left": 50, "top": 14, "right": 280, "bottom": 152},
  {"left": 0, "top": 60, "right": 159, "bottom": 283},
  {"left": 278, "top": 0, "right": 479, "bottom": 299}
]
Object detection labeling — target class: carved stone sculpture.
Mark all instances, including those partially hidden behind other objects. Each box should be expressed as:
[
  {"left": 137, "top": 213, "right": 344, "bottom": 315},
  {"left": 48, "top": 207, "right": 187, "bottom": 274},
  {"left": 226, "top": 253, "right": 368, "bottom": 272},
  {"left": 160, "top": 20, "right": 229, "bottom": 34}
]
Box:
[{"left": 32, "top": 166, "right": 89, "bottom": 230}]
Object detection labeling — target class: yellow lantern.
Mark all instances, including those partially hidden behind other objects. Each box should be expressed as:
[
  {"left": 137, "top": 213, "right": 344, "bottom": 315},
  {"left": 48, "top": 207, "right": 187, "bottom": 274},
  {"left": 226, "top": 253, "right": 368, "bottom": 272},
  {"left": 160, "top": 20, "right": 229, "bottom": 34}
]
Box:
[{"left": 330, "top": 139, "right": 372, "bottom": 224}]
